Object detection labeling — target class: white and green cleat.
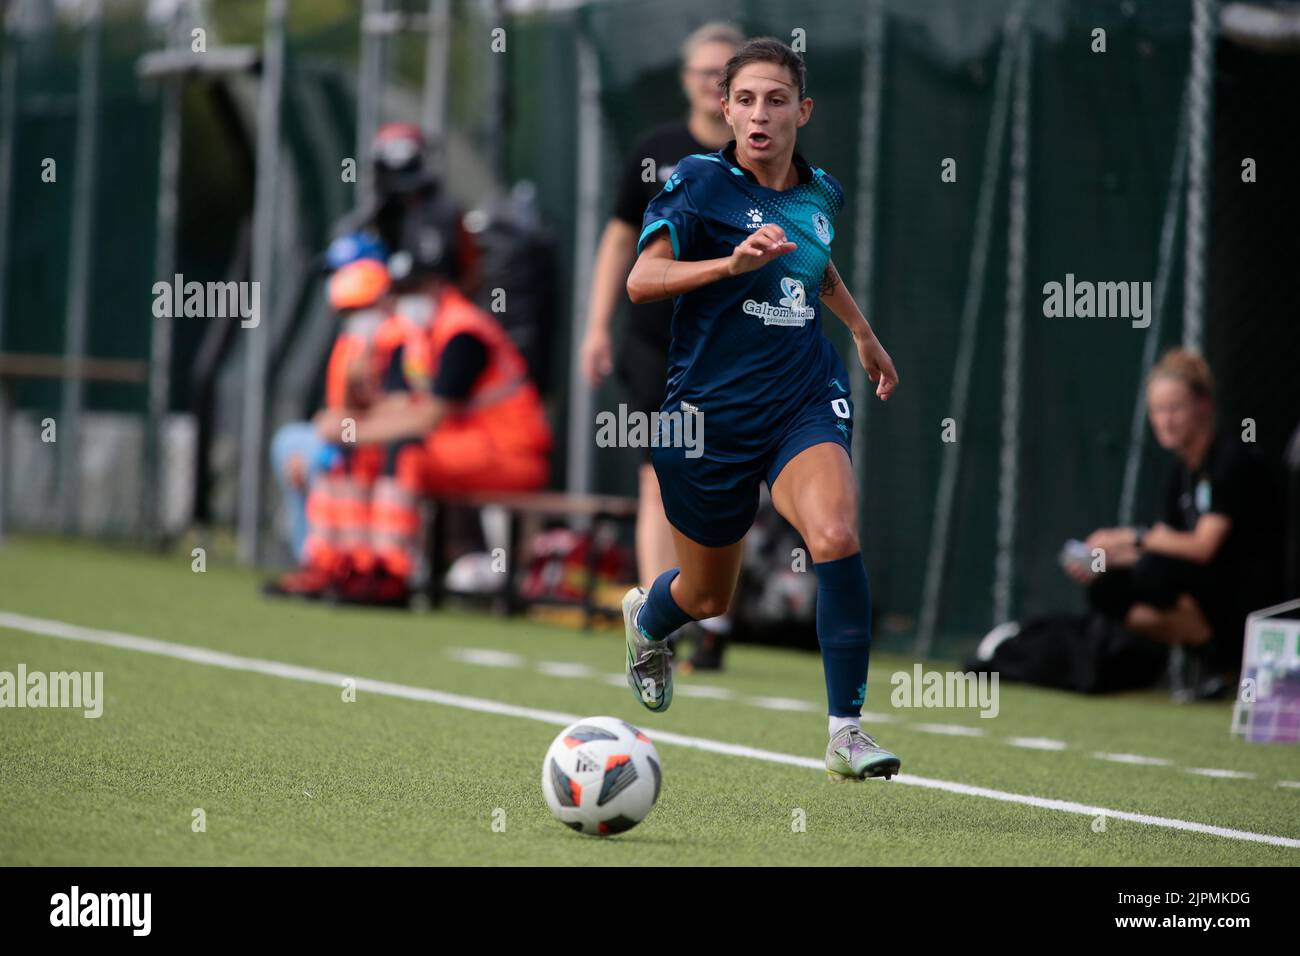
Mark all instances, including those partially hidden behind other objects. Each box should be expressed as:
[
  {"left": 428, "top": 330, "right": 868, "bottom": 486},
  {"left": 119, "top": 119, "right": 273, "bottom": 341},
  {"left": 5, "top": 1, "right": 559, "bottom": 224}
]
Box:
[
  {"left": 623, "top": 586, "right": 674, "bottom": 713},
  {"left": 825, "top": 726, "right": 901, "bottom": 781}
]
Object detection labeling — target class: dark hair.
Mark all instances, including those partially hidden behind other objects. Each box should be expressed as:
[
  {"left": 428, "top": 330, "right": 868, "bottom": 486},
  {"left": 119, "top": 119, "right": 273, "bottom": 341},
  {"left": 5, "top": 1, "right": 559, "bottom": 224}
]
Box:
[{"left": 720, "top": 37, "right": 806, "bottom": 102}]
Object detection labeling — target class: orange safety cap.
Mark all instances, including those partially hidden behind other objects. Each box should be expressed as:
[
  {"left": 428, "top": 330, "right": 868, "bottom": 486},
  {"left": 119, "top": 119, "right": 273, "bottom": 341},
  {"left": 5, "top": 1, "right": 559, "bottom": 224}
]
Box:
[{"left": 329, "top": 259, "right": 391, "bottom": 310}]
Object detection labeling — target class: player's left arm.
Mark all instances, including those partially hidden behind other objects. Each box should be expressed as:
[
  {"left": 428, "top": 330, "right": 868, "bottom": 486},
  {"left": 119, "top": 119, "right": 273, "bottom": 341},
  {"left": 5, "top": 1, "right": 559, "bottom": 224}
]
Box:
[
  {"left": 318, "top": 331, "right": 489, "bottom": 445},
  {"left": 1085, "top": 513, "right": 1230, "bottom": 567},
  {"left": 819, "top": 259, "right": 899, "bottom": 401},
  {"left": 358, "top": 392, "right": 451, "bottom": 445},
  {"left": 313, "top": 393, "right": 451, "bottom": 446},
  {"left": 355, "top": 330, "right": 494, "bottom": 444},
  {"left": 1141, "top": 513, "right": 1232, "bottom": 566}
]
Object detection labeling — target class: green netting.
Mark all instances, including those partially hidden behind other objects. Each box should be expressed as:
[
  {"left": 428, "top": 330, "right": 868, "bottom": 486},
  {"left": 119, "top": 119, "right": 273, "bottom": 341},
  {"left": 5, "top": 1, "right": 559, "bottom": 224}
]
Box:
[
  {"left": 5, "top": 1, "right": 1291, "bottom": 656},
  {"left": 1, "top": 12, "right": 160, "bottom": 415},
  {"left": 549, "top": 0, "right": 1196, "bottom": 656}
]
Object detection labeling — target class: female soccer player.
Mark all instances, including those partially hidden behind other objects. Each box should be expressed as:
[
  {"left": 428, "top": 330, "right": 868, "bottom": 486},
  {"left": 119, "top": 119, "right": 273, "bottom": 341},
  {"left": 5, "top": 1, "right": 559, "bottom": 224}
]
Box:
[{"left": 622, "top": 37, "right": 902, "bottom": 781}]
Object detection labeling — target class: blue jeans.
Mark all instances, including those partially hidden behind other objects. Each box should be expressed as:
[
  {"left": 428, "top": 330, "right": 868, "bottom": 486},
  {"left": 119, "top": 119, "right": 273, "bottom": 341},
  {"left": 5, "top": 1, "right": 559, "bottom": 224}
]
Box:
[{"left": 270, "top": 421, "right": 326, "bottom": 562}]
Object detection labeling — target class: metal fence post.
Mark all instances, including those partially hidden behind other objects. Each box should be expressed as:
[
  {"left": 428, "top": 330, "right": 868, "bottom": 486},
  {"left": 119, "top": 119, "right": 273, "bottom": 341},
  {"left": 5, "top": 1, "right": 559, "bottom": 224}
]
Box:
[{"left": 237, "top": 0, "right": 287, "bottom": 565}]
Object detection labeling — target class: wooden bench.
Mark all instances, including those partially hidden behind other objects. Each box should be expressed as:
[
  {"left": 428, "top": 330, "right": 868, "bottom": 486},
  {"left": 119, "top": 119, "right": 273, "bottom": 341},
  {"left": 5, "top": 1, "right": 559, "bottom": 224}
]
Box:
[{"left": 425, "top": 490, "right": 638, "bottom": 627}]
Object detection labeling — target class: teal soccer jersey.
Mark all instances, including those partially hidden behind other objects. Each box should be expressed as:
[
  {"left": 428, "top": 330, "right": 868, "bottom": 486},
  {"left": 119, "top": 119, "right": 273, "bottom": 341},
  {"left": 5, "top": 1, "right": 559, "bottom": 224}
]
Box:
[
  {"left": 637, "top": 139, "right": 856, "bottom": 546},
  {"left": 637, "top": 139, "right": 849, "bottom": 458}
]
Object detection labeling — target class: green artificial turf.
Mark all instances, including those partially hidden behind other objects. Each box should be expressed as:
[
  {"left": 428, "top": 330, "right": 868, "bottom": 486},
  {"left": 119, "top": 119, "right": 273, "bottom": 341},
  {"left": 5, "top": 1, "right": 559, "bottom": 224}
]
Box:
[{"left": 1, "top": 536, "right": 1297, "bottom": 865}]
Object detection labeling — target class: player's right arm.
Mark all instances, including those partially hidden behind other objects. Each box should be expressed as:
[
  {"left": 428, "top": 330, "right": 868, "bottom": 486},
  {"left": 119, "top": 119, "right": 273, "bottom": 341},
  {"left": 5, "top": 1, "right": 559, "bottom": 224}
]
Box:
[
  {"left": 580, "top": 218, "right": 638, "bottom": 384},
  {"left": 627, "top": 224, "right": 796, "bottom": 304}
]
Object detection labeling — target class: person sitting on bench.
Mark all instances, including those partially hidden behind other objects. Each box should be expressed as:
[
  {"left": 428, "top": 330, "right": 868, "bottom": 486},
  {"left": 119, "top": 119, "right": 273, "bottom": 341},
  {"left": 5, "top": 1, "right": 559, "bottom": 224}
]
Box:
[
  {"left": 1068, "top": 348, "right": 1285, "bottom": 691},
  {"left": 270, "top": 232, "right": 391, "bottom": 563},
  {"left": 268, "top": 234, "right": 551, "bottom": 605}
]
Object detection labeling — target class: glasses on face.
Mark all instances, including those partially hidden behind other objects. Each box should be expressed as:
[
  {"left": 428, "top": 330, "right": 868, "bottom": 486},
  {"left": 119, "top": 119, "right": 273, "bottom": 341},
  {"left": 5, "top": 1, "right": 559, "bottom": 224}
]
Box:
[{"left": 684, "top": 67, "right": 725, "bottom": 84}]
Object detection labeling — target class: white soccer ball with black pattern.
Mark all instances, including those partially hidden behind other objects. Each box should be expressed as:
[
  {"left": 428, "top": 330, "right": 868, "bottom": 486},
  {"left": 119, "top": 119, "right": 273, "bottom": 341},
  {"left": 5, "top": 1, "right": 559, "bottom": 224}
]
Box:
[{"left": 541, "top": 716, "right": 662, "bottom": 836}]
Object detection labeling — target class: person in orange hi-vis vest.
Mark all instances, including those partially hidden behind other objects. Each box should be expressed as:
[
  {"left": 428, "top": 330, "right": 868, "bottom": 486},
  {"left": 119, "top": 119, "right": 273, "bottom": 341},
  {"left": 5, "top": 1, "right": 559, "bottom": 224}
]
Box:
[
  {"left": 266, "top": 256, "right": 404, "bottom": 600},
  {"left": 270, "top": 247, "right": 552, "bottom": 606},
  {"left": 270, "top": 232, "right": 391, "bottom": 563}
]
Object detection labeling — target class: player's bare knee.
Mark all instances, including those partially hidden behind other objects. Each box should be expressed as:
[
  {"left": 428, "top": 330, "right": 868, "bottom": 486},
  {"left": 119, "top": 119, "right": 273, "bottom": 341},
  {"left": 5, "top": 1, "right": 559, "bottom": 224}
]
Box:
[
  {"left": 674, "top": 583, "right": 729, "bottom": 620},
  {"left": 807, "top": 523, "right": 859, "bottom": 562},
  {"left": 689, "top": 593, "right": 731, "bottom": 620},
  {"left": 1124, "top": 603, "right": 1158, "bottom": 635}
]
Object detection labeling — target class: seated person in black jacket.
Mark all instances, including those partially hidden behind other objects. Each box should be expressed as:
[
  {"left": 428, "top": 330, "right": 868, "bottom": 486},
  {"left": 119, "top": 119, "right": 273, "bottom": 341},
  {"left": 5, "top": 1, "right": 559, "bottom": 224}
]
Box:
[{"left": 1068, "top": 348, "right": 1284, "bottom": 681}]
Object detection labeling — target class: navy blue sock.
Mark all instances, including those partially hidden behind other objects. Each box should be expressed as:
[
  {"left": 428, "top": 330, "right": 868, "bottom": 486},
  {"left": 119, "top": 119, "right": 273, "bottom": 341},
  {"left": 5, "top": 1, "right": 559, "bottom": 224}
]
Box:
[
  {"left": 813, "top": 553, "right": 872, "bottom": 717},
  {"left": 635, "top": 568, "right": 696, "bottom": 641}
]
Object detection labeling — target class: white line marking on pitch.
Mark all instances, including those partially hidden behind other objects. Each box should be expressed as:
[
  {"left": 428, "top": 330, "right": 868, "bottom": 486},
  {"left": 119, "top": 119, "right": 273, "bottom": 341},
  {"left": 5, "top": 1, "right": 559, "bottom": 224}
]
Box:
[
  {"left": 447, "top": 652, "right": 1217, "bottom": 773},
  {"left": 2, "top": 609, "right": 1297, "bottom": 850},
  {"left": 1006, "top": 737, "right": 1068, "bottom": 751},
  {"left": 447, "top": 648, "right": 524, "bottom": 668},
  {"left": 1092, "top": 752, "right": 1175, "bottom": 767},
  {"left": 750, "top": 696, "right": 818, "bottom": 712},
  {"left": 535, "top": 661, "right": 595, "bottom": 679},
  {"left": 1186, "top": 768, "right": 1257, "bottom": 780},
  {"left": 675, "top": 685, "right": 736, "bottom": 700},
  {"left": 447, "top": 651, "right": 1266, "bottom": 784},
  {"left": 1278, "top": 781, "right": 1300, "bottom": 789},
  {"left": 913, "top": 723, "right": 985, "bottom": 737}
]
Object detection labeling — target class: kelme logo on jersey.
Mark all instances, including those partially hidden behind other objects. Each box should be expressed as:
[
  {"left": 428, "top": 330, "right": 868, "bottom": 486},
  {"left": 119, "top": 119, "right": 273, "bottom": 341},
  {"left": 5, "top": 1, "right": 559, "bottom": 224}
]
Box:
[
  {"left": 663, "top": 171, "right": 683, "bottom": 192},
  {"left": 742, "top": 276, "right": 816, "bottom": 327},
  {"left": 745, "top": 208, "right": 764, "bottom": 230},
  {"left": 812, "top": 210, "right": 831, "bottom": 245}
]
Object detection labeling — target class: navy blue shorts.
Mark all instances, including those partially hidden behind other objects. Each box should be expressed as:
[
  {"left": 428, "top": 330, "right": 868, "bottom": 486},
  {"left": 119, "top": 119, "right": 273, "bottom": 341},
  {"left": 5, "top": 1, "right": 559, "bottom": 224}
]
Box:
[{"left": 651, "top": 391, "right": 853, "bottom": 548}]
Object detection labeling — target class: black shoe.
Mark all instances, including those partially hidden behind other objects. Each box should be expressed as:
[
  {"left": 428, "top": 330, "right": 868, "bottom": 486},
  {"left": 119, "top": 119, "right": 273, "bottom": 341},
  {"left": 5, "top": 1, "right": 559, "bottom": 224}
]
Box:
[
  {"left": 1192, "top": 673, "right": 1233, "bottom": 701},
  {"left": 334, "top": 568, "right": 412, "bottom": 608},
  {"left": 685, "top": 622, "right": 728, "bottom": 672}
]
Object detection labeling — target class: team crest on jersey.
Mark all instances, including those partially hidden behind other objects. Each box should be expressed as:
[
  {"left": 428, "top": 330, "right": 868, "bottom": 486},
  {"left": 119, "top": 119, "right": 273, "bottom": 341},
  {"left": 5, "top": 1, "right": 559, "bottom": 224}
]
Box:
[
  {"left": 779, "top": 277, "right": 807, "bottom": 312},
  {"left": 741, "top": 276, "right": 816, "bottom": 327},
  {"left": 812, "top": 210, "right": 831, "bottom": 245}
]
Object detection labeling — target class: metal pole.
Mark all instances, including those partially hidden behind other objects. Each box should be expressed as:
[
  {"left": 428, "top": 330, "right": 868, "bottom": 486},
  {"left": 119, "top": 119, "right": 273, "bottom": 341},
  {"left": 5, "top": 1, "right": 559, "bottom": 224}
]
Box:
[
  {"left": 0, "top": 13, "right": 20, "bottom": 544},
  {"left": 850, "top": 0, "right": 885, "bottom": 550},
  {"left": 356, "top": 0, "right": 385, "bottom": 210},
  {"left": 237, "top": 0, "right": 287, "bottom": 565},
  {"left": 485, "top": 0, "right": 506, "bottom": 183},
  {"left": 565, "top": 31, "right": 602, "bottom": 496},
  {"left": 1183, "top": 0, "right": 1215, "bottom": 352},
  {"left": 145, "top": 10, "right": 185, "bottom": 545},
  {"left": 1118, "top": 88, "right": 1188, "bottom": 526},
  {"left": 59, "top": 0, "right": 103, "bottom": 534},
  {"left": 914, "top": 6, "right": 1020, "bottom": 658},
  {"left": 421, "top": 0, "right": 451, "bottom": 141},
  {"left": 992, "top": 27, "right": 1031, "bottom": 628}
]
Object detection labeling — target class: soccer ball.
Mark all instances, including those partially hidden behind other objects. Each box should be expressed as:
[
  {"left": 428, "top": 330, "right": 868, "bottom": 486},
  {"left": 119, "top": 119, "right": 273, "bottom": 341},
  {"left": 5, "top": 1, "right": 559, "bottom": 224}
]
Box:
[{"left": 541, "top": 716, "right": 662, "bottom": 836}]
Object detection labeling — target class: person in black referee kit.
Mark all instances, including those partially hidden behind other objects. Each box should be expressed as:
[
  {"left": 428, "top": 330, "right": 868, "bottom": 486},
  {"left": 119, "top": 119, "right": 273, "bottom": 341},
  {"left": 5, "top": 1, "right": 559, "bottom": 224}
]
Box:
[{"left": 579, "top": 22, "right": 744, "bottom": 671}]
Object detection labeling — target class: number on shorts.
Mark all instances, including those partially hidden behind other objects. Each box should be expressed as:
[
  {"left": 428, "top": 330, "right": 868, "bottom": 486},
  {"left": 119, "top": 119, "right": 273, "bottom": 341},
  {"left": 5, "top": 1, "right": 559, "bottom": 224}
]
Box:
[{"left": 831, "top": 397, "right": 851, "bottom": 419}]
